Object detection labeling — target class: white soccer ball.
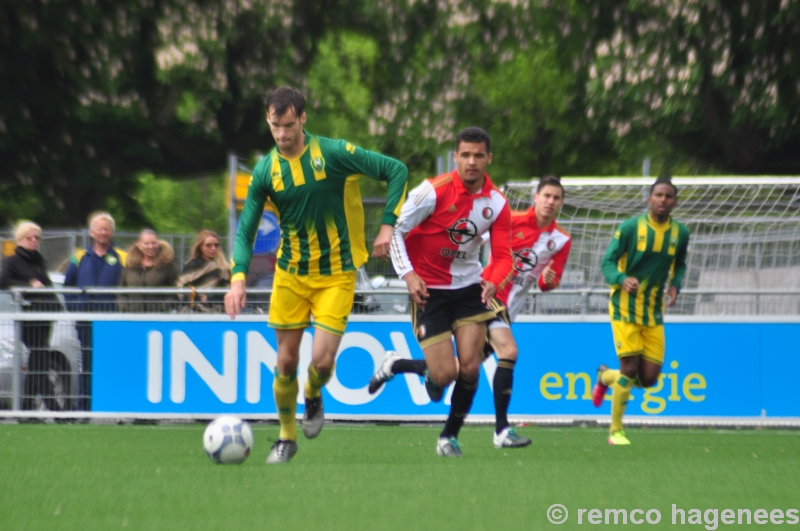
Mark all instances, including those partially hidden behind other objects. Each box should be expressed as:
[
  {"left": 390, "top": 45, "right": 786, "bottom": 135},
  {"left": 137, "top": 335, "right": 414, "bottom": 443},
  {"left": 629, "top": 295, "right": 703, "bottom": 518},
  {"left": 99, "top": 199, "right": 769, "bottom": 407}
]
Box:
[{"left": 203, "top": 416, "right": 254, "bottom": 464}]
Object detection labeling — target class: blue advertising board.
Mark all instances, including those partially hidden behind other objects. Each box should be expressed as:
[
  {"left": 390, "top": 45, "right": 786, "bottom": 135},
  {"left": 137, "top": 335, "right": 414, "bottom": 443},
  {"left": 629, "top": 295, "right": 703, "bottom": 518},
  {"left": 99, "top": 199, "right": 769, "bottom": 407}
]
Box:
[{"left": 93, "top": 320, "right": 800, "bottom": 417}]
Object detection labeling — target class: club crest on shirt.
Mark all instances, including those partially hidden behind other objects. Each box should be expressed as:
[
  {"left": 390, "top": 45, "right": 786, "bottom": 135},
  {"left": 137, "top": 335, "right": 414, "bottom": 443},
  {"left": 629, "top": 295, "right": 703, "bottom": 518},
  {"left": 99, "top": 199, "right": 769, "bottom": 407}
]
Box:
[
  {"left": 446, "top": 219, "right": 478, "bottom": 245},
  {"left": 105, "top": 255, "right": 118, "bottom": 266},
  {"left": 345, "top": 143, "right": 357, "bottom": 154},
  {"left": 311, "top": 156, "right": 325, "bottom": 173},
  {"left": 482, "top": 207, "right": 493, "bottom": 219},
  {"left": 547, "top": 239, "right": 556, "bottom": 251},
  {"left": 513, "top": 248, "right": 538, "bottom": 272}
]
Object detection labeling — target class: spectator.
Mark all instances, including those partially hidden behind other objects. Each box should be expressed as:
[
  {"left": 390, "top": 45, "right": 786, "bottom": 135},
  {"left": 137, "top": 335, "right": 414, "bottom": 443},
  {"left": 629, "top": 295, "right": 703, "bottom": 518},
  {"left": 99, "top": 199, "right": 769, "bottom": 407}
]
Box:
[
  {"left": 64, "top": 211, "right": 126, "bottom": 411},
  {"left": 0, "top": 221, "right": 63, "bottom": 410},
  {"left": 176, "top": 230, "right": 230, "bottom": 312},
  {"left": 119, "top": 229, "right": 179, "bottom": 312}
]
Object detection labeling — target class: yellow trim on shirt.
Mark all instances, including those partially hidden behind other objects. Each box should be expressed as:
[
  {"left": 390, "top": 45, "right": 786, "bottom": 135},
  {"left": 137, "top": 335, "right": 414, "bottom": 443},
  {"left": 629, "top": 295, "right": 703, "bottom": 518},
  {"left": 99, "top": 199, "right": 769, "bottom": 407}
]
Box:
[{"left": 271, "top": 155, "right": 284, "bottom": 192}]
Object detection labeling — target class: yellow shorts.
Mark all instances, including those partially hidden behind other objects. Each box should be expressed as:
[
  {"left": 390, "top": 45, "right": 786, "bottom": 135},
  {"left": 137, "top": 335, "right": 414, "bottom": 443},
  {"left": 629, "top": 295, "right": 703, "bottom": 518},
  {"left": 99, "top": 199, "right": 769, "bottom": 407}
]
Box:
[
  {"left": 610, "top": 320, "right": 665, "bottom": 366},
  {"left": 268, "top": 268, "right": 356, "bottom": 336}
]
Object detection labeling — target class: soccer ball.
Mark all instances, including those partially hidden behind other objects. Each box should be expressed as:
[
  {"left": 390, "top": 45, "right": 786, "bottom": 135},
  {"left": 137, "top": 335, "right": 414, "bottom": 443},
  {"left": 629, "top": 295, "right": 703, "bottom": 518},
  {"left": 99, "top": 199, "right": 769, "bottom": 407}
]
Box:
[{"left": 203, "top": 416, "right": 254, "bottom": 464}]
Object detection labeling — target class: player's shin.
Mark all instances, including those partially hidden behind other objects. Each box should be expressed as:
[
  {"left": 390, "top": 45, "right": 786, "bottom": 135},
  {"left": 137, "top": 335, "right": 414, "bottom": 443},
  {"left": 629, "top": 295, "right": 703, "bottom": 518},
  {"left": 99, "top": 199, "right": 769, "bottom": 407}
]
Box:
[
  {"left": 493, "top": 359, "right": 515, "bottom": 433},
  {"left": 441, "top": 377, "right": 478, "bottom": 439},
  {"left": 273, "top": 369, "right": 298, "bottom": 441}
]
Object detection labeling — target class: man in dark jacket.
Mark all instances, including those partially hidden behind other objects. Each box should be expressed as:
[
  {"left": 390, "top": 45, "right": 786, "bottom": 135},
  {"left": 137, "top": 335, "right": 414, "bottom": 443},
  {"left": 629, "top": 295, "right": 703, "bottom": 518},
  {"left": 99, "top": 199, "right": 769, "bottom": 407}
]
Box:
[{"left": 64, "top": 212, "right": 127, "bottom": 411}]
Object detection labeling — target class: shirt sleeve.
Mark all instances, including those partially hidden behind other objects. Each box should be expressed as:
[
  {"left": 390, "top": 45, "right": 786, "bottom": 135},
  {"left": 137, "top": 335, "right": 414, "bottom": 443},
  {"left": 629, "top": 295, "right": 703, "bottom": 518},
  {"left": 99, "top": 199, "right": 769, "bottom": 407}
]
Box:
[
  {"left": 389, "top": 181, "right": 436, "bottom": 279},
  {"left": 601, "top": 222, "right": 629, "bottom": 288},
  {"left": 670, "top": 227, "right": 690, "bottom": 292},
  {"left": 538, "top": 239, "right": 571, "bottom": 292},
  {"left": 332, "top": 140, "right": 408, "bottom": 225},
  {"left": 230, "top": 157, "right": 271, "bottom": 282},
  {"left": 483, "top": 203, "right": 513, "bottom": 288}
]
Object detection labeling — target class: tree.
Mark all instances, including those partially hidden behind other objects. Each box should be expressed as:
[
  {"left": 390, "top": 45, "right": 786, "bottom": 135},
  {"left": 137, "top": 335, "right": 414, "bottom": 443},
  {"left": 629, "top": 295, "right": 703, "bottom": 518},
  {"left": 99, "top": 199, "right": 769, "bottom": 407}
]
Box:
[
  {"left": 0, "top": 0, "right": 369, "bottom": 227},
  {"left": 583, "top": 0, "right": 800, "bottom": 174}
]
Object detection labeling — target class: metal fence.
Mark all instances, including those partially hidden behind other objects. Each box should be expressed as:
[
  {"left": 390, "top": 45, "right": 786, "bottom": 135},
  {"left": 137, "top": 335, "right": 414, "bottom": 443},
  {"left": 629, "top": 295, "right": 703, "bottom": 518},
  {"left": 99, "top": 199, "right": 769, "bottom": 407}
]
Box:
[{"left": 0, "top": 201, "right": 393, "bottom": 281}]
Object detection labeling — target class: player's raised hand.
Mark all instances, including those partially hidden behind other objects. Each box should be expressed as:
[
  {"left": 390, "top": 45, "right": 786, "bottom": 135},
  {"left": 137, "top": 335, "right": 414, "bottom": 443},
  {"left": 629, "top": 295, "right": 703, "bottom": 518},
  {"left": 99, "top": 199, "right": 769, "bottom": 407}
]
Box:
[
  {"left": 224, "top": 280, "right": 247, "bottom": 320},
  {"left": 403, "top": 271, "right": 429, "bottom": 310},
  {"left": 480, "top": 279, "right": 496, "bottom": 304},
  {"left": 541, "top": 260, "right": 559, "bottom": 288},
  {"left": 665, "top": 285, "right": 679, "bottom": 307},
  {"left": 371, "top": 224, "right": 394, "bottom": 262},
  {"left": 622, "top": 276, "right": 640, "bottom": 295}
]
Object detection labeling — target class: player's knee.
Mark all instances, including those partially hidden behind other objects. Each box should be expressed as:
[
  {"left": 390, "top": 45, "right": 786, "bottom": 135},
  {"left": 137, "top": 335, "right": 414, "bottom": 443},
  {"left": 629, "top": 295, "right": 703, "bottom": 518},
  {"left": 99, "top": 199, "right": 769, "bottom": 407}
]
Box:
[
  {"left": 277, "top": 351, "right": 300, "bottom": 374},
  {"left": 458, "top": 359, "right": 480, "bottom": 381},
  {"left": 431, "top": 366, "right": 457, "bottom": 387},
  {"left": 496, "top": 344, "right": 518, "bottom": 362},
  {"left": 312, "top": 359, "right": 334, "bottom": 374}
]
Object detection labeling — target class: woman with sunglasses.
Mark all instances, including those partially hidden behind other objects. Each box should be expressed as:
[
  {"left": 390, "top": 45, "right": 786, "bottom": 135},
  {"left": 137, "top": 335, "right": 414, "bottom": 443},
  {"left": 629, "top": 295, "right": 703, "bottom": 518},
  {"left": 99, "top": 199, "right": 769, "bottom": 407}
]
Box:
[
  {"left": 176, "top": 230, "right": 230, "bottom": 312},
  {"left": 0, "top": 220, "right": 64, "bottom": 410}
]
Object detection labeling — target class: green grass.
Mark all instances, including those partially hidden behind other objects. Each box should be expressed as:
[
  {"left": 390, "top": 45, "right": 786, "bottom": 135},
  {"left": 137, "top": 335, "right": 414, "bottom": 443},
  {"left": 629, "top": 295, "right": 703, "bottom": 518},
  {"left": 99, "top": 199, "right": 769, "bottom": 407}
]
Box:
[{"left": 1, "top": 424, "right": 799, "bottom": 530}]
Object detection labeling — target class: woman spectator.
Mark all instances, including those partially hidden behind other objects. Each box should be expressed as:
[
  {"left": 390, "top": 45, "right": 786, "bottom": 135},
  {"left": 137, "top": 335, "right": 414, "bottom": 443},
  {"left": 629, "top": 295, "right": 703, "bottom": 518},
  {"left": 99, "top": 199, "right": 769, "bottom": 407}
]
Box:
[
  {"left": 176, "top": 230, "right": 230, "bottom": 312},
  {"left": 0, "top": 221, "right": 63, "bottom": 410},
  {"left": 119, "top": 229, "right": 179, "bottom": 312}
]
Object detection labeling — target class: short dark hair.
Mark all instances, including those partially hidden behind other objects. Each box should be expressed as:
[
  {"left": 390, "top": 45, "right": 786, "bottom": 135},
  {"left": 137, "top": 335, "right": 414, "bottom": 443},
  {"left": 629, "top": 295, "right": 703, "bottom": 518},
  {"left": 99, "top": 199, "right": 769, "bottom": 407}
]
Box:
[
  {"left": 537, "top": 175, "right": 564, "bottom": 196},
  {"left": 455, "top": 126, "right": 491, "bottom": 153},
  {"left": 650, "top": 177, "right": 678, "bottom": 197},
  {"left": 265, "top": 86, "right": 305, "bottom": 117}
]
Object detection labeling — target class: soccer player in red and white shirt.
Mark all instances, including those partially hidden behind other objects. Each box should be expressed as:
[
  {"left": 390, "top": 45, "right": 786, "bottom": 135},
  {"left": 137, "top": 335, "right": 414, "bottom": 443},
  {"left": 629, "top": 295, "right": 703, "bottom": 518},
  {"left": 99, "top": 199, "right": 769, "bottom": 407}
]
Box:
[
  {"left": 481, "top": 176, "right": 570, "bottom": 446},
  {"left": 389, "top": 127, "right": 513, "bottom": 457},
  {"left": 373, "top": 176, "right": 571, "bottom": 449}
]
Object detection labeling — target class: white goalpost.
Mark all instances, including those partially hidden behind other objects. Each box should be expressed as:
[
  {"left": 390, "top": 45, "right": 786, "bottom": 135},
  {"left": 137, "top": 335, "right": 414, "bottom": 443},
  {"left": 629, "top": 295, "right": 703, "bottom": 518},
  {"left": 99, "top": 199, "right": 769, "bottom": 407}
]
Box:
[{"left": 503, "top": 177, "right": 800, "bottom": 316}]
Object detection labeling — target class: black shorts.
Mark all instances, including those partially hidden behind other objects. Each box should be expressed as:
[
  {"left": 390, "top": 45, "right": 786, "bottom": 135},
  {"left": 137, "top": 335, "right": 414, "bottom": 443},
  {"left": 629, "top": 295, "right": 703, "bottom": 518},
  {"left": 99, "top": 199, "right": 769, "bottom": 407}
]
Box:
[{"left": 411, "top": 284, "right": 496, "bottom": 349}]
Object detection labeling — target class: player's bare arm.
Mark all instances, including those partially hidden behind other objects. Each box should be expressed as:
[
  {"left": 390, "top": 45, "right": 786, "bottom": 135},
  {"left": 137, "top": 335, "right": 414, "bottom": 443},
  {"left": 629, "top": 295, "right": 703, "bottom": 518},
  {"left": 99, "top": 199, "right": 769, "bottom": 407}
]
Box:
[
  {"left": 622, "top": 276, "right": 639, "bottom": 295},
  {"left": 480, "top": 279, "right": 496, "bottom": 304},
  {"left": 665, "top": 285, "right": 679, "bottom": 307},
  {"left": 403, "top": 271, "right": 429, "bottom": 310},
  {"left": 371, "top": 224, "right": 394, "bottom": 262},
  {"left": 224, "top": 280, "right": 247, "bottom": 320}
]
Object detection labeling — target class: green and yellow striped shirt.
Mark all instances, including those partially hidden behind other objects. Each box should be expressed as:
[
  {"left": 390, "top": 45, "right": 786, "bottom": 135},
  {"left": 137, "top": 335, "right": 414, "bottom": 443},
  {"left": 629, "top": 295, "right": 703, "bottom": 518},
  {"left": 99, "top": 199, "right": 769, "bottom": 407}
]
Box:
[
  {"left": 601, "top": 213, "right": 690, "bottom": 326},
  {"left": 232, "top": 132, "right": 408, "bottom": 278}
]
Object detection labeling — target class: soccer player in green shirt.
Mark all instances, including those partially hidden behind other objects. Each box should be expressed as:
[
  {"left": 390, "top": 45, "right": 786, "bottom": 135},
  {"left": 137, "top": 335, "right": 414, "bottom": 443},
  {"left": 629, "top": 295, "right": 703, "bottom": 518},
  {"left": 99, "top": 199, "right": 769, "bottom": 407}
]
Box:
[
  {"left": 592, "top": 178, "right": 690, "bottom": 445},
  {"left": 225, "top": 86, "right": 408, "bottom": 463}
]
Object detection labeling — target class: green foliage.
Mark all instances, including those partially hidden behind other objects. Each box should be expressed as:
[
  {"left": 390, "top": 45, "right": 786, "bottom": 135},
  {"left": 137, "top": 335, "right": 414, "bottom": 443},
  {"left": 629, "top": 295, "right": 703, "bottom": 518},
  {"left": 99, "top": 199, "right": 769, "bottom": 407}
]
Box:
[
  {"left": 583, "top": 0, "right": 800, "bottom": 173},
  {"left": 108, "top": 173, "right": 228, "bottom": 234},
  {"left": 3, "top": 0, "right": 798, "bottom": 231},
  {"left": 307, "top": 32, "right": 378, "bottom": 148}
]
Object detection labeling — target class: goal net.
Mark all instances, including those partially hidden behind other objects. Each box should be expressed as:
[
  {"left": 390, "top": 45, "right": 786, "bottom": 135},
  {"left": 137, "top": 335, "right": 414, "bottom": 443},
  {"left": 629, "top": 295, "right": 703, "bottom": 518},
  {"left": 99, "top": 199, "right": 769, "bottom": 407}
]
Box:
[{"left": 503, "top": 177, "right": 800, "bottom": 316}]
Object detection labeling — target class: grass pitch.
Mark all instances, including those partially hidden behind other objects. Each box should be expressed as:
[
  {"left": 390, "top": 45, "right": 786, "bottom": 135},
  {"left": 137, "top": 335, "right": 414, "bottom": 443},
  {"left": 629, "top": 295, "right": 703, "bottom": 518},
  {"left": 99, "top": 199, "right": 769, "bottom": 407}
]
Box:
[{"left": 1, "top": 423, "right": 799, "bottom": 530}]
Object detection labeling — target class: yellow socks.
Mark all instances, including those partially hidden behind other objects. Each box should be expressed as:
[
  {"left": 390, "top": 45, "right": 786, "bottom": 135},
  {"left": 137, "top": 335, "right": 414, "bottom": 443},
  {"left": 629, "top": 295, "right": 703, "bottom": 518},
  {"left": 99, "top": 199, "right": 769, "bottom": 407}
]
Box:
[
  {"left": 610, "top": 374, "right": 633, "bottom": 433},
  {"left": 601, "top": 369, "right": 620, "bottom": 386},
  {"left": 305, "top": 363, "right": 334, "bottom": 399},
  {"left": 273, "top": 369, "right": 298, "bottom": 441},
  {"left": 602, "top": 369, "right": 643, "bottom": 389}
]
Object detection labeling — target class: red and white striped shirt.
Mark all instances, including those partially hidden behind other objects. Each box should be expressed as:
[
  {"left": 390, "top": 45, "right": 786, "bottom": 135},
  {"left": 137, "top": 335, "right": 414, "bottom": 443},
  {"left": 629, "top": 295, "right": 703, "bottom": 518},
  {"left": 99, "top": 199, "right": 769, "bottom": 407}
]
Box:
[
  {"left": 484, "top": 207, "right": 572, "bottom": 318},
  {"left": 390, "top": 171, "right": 512, "bottom": 290}
]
